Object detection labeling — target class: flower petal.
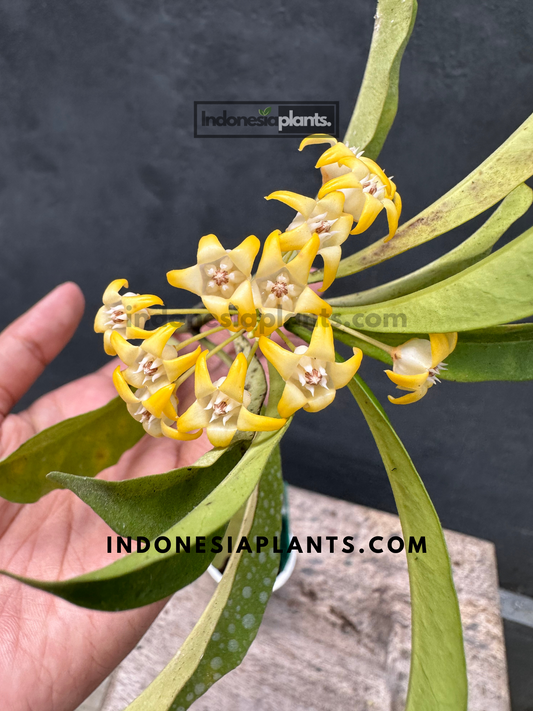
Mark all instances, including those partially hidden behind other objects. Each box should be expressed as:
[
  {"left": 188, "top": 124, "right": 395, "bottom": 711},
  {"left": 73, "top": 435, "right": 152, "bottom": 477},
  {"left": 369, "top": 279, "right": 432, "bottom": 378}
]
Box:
[
  {"left": 161, "top": 419, "right": 202, "bottom": 441},
  {"left": 125, "top": 325, "right": 155, "bottom": 340},
  {"left": 219, "top": 352, "right": 247, "bottom": 402},
  {"left": 178, "top": 399, "right": 211, "bottom": 432},
  {"left": 385, "top": 369, "right": 430, "bottom": 389},
  {"left": 393, "top": 191, "right": 402, "bottom": 219},
  {"left": 110, "top": 332, "right": 140, "bottom": 366},
  {"left": 164, "top": 345, "right": 202, "bottom": 383},
  {"left": 266, "top": 191, "right": 317, "bottom": 218},
  {"left": 351, "top": 194, "right": 384, "bottom": 235},
  {"left": 230, "top": 279, "right": 257, "bottom": 332},
  {"left": 279, "top": 222, "right": 313, "bottom": 252},
  {"left": 318, "top": 173, "right": 362, "bottom": 200},
  {"left": 299, "top": 134, "right": 337, "bottom": 151},
  {"left": 194, "top": 350, "right": 215, "bottom": 400},
  {"left": 113, "top": 366, "right": 140, "bottom": 404},
  {"left": 286, "top": 234, "right": 320, "bottom": 285},
  {"left": 306, "top": 317, "right": 335, "bottom": 362},
  {"left": 102, "top": 279, "right": 128, "bottom": 305},
  {"left": 255, "top": 230, "right": 285, "bottom": 280},
  {"left": 143, "top": 383, "right": 175, "bottom": 418},
  {"left": 259, "top": 336, "right": 301, "bottom": 381},
  {"left": 257, "top": 308, "right": 290, "bottom": 337},
  {"left": 294, "top": 286, "right": 332, "bottom": 318},
  {"left": 236, "top": 407, "right": 286, "bottom": 432},
  {"left": 388, "top": 388, "right": 428, "bottom": 405},
  {"left": 206, "top": 420, "right": 238, "bottom": 448},
  {"left": 317, "top": 190, "right": 347, "bottom": 218},
  {"left": 228, "top": 235, "right": 261, "bottom": 276},
  {"left": 277, "top": 380, "right": 309, "bottom": 418},
  {"left": 317, "top": 245, "right": 342, "bottom": 292},
  {"left": 303, "top": 388, "right": 336, "bottom": 413},
  {"left": 94, "top": 305, "right": 111, "bottom": 334},
  {"left": 315, "top": 143, "right": 355, "bottom": 169},
  {"left": 382, "top": 198, "right": 400, "bottom": 242},
  {"left": 197, "top": 233, "right": 227, "bottom": 264},
  {"left": 121, "top": 293, "right": 164, "bottom": 314},
  {"left": 166, "top": 264, "right": 204, "bottom": 295},
  {"left": 142, "top": 322, "right": 181, "bottom": 359},
  {"left": 103, "top": 330, "right": 116, "bottom": 356},
  {"left": 327, "top": 348, "right": 363, "bottom": 389},
  {"left": 429, "top": 332, "right": 458, "bottom": 368},
  {"left": 359, "top": 156, "right": 391, "bottom": 192}
]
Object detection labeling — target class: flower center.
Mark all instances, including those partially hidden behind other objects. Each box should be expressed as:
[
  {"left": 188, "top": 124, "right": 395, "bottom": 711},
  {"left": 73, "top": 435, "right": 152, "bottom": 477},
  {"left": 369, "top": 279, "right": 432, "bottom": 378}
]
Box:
[
  {"left": 212, "top": 268, "right": 229, "bottom": 286},
  {"left": 213, "top": 400, "right": 228, "bottom": 416},
  {"left": 204, "top": 257, "right": 245, "bottom": 298},
  {"left": 304, "top": 368, "right": 323, "bottom": 385},
  {"left": 142, "top": 359, "right": 159, "bottom": 376},
  {"left": 315, "top": 220, "right": 330, "bottom": 234},
  {"left": 270, "top": 275, "right": 289, "bottom": 298}
]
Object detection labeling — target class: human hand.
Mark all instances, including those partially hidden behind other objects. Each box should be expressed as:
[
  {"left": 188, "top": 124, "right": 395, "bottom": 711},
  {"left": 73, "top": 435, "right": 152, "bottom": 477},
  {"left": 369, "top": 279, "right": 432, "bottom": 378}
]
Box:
[{"left": 0, "top": 283, "right": 222, "bottom": 711}]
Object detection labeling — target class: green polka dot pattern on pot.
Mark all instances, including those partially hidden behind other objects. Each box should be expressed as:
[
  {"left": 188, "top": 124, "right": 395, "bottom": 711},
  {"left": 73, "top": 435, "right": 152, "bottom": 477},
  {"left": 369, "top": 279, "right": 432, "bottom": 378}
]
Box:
[{"left": 170, "top": 445, "right": 284, "bottom": 709}]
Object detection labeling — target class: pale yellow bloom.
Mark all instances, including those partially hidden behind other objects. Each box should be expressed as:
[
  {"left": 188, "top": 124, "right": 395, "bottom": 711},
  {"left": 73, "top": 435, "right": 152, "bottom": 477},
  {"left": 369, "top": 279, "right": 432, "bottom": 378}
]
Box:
[
  {"left": 385, "top": 333, "right": 458, "bottom": 404},
  {"left": 110, "top": 322, "right": 201, "bottom": 394},
  {"left": 259, "top": 317, "right": 362, "bottom": 417},
  {"left": 177, "top": 351, "right": 286, "bottom": 448},
  {"left": 167, "top": 234, "right": 260, "bottom": 331},
  {"left": 112, "top": 371, "right": 199, "bottom": 440},
  {"left": 94, "top": 279, "right": 163, "bottom": 356},
  {"left": 300, "top": 135, "right": 402, "bottom": 242},
  {"left": 251, "top": 230, "right": 332, "bottom": 336},
  {"left": 266, "top": 190, "right": 353, "bottom": 292}
]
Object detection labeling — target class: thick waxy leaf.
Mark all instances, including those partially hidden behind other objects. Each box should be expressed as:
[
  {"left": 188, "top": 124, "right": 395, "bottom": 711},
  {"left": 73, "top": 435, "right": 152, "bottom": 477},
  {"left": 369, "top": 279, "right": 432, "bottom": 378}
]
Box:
[
  {"left": 331, "top": 226, "right": 533, "bottom": 333},
  {"left": 48, "top": 444, "right": 248, "bottom": 540},
  {"left": 344, "top": 0, "right": 417, "bottom": 160},
  {"left": 290, "top": 324, "right": 467, "bottom": 709},
  {"left": 328, "top": 183, "right": 533, "bottom": 307},
  {"left": 126, "top": 445, "right": 284, "bottom": 710},
  {"left": 309, "top": 112, "right": 533, "bottom": 282},
  {"left": 330, "top": 323, "right": 533, "bottom": 382},
  {"left": 0, "top": 371, "right": 289, "bottom": 610},
  {"left": 0, "top": 397, "right": 144, "bottom": 504},
  {"left": 347, "top": 374, "right": 467, "bottom": 711}
]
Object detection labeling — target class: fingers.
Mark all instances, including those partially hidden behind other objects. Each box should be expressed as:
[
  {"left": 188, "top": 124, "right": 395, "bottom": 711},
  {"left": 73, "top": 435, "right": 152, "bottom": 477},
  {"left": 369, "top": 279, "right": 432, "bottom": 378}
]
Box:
[{"left": 0, "top": 283, "right": 85, "bottom": 423}]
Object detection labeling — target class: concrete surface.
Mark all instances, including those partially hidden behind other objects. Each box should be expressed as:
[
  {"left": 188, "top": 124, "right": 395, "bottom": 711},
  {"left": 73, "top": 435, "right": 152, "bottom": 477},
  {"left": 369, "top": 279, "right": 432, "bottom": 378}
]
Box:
[{"left": 77, "top": 486, "right": 510, "bottom": 711}]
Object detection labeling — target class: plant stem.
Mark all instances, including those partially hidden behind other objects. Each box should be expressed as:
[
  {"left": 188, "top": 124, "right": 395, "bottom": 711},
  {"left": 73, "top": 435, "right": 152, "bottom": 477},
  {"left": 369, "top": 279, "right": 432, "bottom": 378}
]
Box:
[
  {"left": 175, "top": 329, "right": 245, "bottom": 388},
  {"left": 246, "top": 339, "right": 259, "bottom": 364},
  {"left": 148, "top": 308, "right": 211, "bottom": 315},
  {"left": 330, "top": 320, "right": 395, "bottom": 355},
  {"left": 275, "top": 328, "right": 296, "bottom": 351},
  {"left": 174, "top": 325, "right": 226, "bottom": 351}
]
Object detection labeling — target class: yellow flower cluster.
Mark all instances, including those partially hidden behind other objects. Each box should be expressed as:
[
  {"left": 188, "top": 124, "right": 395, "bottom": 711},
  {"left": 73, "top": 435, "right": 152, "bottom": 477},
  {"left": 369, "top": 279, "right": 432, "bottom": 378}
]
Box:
[{"left": 95, "top": 135, "right": 457, "bottom": 445}]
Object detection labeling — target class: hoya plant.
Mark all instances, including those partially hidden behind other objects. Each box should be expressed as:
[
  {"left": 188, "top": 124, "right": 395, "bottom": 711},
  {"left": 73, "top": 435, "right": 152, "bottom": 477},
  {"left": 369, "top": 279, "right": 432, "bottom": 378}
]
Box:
[{"left": 1, "top": 0, "right": 532, "bottom": 708}]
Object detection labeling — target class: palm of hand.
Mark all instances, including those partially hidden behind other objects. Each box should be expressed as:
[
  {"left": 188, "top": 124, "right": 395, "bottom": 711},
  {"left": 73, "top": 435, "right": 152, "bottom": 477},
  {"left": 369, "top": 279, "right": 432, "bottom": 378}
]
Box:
[{"left": 0, "top": 283, "right": 218, "bottom": 711}]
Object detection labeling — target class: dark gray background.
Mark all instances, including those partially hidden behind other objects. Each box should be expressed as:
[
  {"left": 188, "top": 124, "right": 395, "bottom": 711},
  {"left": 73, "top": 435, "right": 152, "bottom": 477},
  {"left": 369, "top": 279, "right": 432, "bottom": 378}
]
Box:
[{"left": 0, "top": 0, "right": 532, "bottom": 701}]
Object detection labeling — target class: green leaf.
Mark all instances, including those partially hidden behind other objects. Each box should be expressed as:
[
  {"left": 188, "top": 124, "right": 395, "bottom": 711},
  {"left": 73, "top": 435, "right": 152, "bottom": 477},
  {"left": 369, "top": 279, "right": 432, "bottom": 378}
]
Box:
[
  {"left": 344, "top": 0, "right": 417, "bottom": 160},
  {"left": 347, "top": 374, "right": 467, "bottom": 711},
  {"left": 288, "top": 323, "right": 467, "bottom": 709},
  {"left": 328, "top": 183, "right": 533, "bottom": 307},
  {"left": 0, "top": 397, "right": 144, "bottom": 504},
  {"left": 47, "top": 444, "right": 249, "bottom": 540},
  {"left": 329, "top": 323, "right": 533, "bottom": 382},
  {"left": 126, "top": 446, "right": 284, "bottom": 710},
  {"left": 310, "top": 111, "right": 533, "bottom": 282},
  {"left": 45, "top": 340, "right": 266, "bottom": 540},
  {"left": 0, "top": 375, "right": 290, "bottom": 610},
  {"left": 332, "top": 225, "right": 533, "bottom": 332}
]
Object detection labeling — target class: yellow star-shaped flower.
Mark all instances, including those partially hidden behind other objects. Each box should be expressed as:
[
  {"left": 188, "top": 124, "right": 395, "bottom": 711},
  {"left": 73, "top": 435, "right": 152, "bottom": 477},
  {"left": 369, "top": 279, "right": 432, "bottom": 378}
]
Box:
[
  {"left": 266, "top": 190, "right": 353, "bottom": 292},
  {"left": 259, "top": 317, "right": 362, "bottom": 417},
  {"left": 385, "top": 332, "right": 458, "bottom": 404},
  {"left": 177, "top": 351, "right": 286, "bottom": 448}
]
